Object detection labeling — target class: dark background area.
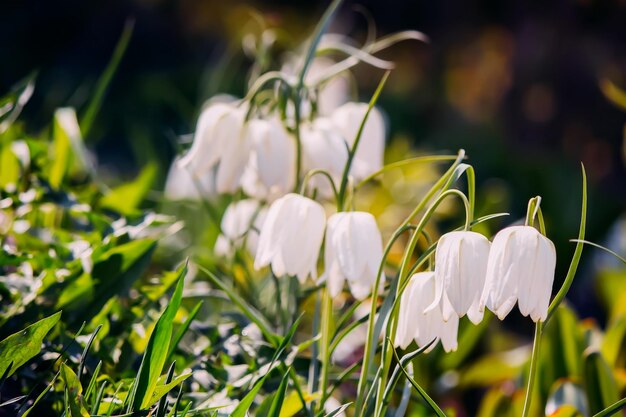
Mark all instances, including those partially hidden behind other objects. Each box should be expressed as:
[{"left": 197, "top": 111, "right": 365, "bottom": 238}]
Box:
[{"left": 1, "top": 0, "right": 625, "bottom": 319}]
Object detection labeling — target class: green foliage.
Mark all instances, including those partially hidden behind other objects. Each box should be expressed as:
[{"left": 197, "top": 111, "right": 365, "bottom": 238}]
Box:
[{"left": 0, "top": 312, "right": 60, "bottom": 377}]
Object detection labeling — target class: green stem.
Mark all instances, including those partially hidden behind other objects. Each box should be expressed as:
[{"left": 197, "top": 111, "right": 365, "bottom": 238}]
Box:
[
  {"left": 546, "top": 164, "right": 587, "bottom": 323},
  {"left": 300, "top": 168, "right": 340, "bottom": 203},
  {"left": 318, "top": 288, "right": 333, "bottom": 413},
  {"left": 374, "top": 188, "right": 471, "bottom": 417},
  {"left": 521, "top": 322, "right": 543, "bottom": 417},
  {"left": 337, "top": 71, "right": 391, "bottom": 211},
  {"left": 354, "top": 225, "right": 415, "bottom": 417}
]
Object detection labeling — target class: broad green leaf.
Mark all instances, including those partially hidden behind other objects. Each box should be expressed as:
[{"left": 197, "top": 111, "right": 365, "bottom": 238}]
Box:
[
  {"left": 584, "top": 349, "right": 619, "bottom": 414},
  {"left": 0, "top": 311, "right": 61, "bottom": 377},
  {"left": 60, "top": 363, "right": 89, "bottom": 417},
  {"left": 84, "top": 239, "right": 156, "bottom": 322},
  {"left": 127, "top": 264, "right": 186, "bottom": 411},
  {"left": 100, "top": 162, "right": 157, "bottom": 215}
]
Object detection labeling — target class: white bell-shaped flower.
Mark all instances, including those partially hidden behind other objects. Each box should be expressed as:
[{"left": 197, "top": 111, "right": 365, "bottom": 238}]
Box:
[
  {"left": 480, "top": 225, "right": 556, "bottom": 322},
  {"left": 164, "top": 156, "right": 216, "bottom": 201},
  {"left": 395, "top": 272, "right": 459, "bottom": 353},
  {"left": 241, "top": 118, "right": 295, "bottom": 201},
  {"left": 429, "top": 231, "right": 491, "bottom": 324},
  {"left": 301, "top": 118, "right": 348, "bottom": 199},
  {"left": 254, "top": 193, "right": 326, "bottom": 282},
  {"left": 331, "top": 102, "right": 385, "bottom": 180},
  {"left": 215, "top": 199, "right": 267, "bottom": 257},
  {"left": 179, "top": 102, "right": 248, "bottom": 194},
  {"left": 323, "top": 212, "right": 385, "bottom": 300}
]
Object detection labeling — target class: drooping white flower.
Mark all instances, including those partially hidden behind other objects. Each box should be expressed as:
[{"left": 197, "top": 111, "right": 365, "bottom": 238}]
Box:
[
  {"left": 240, "top": 118, "right": 295, "bottom": 201},
  {"left": 331, "top": 102, "right": 385, "bottom": 180},
  {"left": 179, "top": 102, "right": 248, "bottom": 194},
  {"left": 254, "top": 193, "right": 326, "bottom": 282},
  {"left": 215, "top": 199, "right": 267, "bottom": 257},
  {"left": 395, "top": 272, "right": 459, "bottom": 353},
  {"left": 323, "top": 212, "right": 385, "bottom": 300},
  {"left": 164, "top": 156, "right": 217, "bottom": 201},
  {"left": 300, "top": 118, "right": 348, "bottom": 198},
  {"left": 480, "top": 225, "right": 556, "bottom": 322},
  {"left": 430, "top": 231, "right": 491, "bottom": 324}
]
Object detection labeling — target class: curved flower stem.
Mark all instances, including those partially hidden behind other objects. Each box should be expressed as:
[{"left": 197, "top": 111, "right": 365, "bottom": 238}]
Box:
[
  {"left": 521, "top": 321, "right": 543, "bottom": 417},
  {"left": 546, "top": 164, "right": 587, "bottom": 323},
  {"left": 522, "top": 164, "right": 587, "bottom": 417},
  {"left": 300, "top": 168, "right": 340, "bottom": 203},
  {"left": 398, "top": 150, "right": 466, "bottom": 228}
]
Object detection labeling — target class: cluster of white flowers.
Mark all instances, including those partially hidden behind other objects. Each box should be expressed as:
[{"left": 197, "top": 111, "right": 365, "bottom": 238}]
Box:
[
  {"left": 171, "top": 50, "right": 558, "bottom": 355},
  {"left": 171, "top": 57, "right": 388, "bottom": 301},
  {"left": 395, "top": 225, "right": 557, "bottom": 352}
]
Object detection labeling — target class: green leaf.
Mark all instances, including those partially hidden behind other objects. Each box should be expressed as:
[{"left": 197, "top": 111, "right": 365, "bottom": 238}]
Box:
[
  {"left": 149, "top": 372, "right": 192, "bottom": 406},
  {"left": 127, "top": 264, "right": 186, "bottom": 411},
  {"left": 592, "top": 398, "right": 626, "bottom": 417},
  {"left": 60, "top": 363, "right": 90, "bottom": 417},
  {"left": 230, "top": 318, "right": 301, "bottom": 417},
  {"left": 267, "top": 369, "right": 290, "bottom": 417},
  {"left": 81, "top": 19, "right": 134, "bottom": 139},
  {"left": 50, "top": 108, "right": 89, "bottom": 188},
  {"left": 390, "top": 342, "right": 447, "bottom": 417},
  {"left": 0, "top": 311, "right": 61, "bottom": 378},
  {"left": 166, "top": 300, "right": 203, "bottom": 364},
  {"left": 198, "top": 265, "right": 279, "bottom": 346},
  {"left": 583, "top": 349, "right": 619, "bottom": 414},
  {"left": 84, "top": 239, "right": 156, "bottom": 322},
  {"left": 100, "top": 162, "right": 157, "bottom": 215},
  {"left": 0, "top": 143, "right": 20, "bottom": 188},
  {"left": 602, "top": 316, "right": 626, "bottom": 368},
  {"left": 0, "top": 74, "right": 35, "bottom": 134}
]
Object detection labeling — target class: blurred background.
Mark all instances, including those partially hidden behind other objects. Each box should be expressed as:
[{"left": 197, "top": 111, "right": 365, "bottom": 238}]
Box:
[{"left": 1, "top": 0, "right": 625, "bottom": 321}]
